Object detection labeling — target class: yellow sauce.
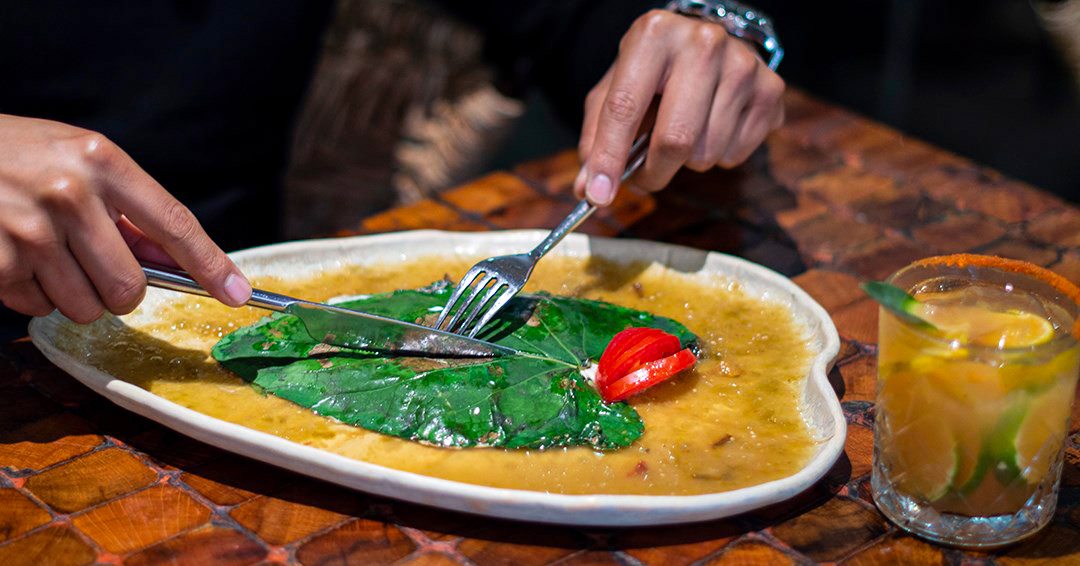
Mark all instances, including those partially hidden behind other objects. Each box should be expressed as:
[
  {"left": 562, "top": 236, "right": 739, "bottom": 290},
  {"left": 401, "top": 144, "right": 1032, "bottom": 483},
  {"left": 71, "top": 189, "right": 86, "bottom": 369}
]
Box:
[{"left": 70, "top": 256, "right": 817, "bottom": 495}]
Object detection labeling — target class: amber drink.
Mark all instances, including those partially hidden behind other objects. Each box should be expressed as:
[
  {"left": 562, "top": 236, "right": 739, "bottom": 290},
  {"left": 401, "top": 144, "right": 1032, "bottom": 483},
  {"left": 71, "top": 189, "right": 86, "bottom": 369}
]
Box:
[{"left": 872, "top": 257, "right": 1080, "bottom": 548}]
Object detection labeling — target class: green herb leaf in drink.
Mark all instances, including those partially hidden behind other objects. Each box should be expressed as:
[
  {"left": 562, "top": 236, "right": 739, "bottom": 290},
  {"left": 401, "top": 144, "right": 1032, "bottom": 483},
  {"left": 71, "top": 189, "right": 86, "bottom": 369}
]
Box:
[{"left": 861, "top": 281, "right": 937, "bottom": 330}]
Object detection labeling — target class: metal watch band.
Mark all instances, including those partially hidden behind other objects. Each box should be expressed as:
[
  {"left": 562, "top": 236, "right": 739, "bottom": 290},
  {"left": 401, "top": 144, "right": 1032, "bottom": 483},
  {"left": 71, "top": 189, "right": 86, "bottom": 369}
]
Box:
[{"left": 665, "top": 0, "right": 784, "bottom": 70}]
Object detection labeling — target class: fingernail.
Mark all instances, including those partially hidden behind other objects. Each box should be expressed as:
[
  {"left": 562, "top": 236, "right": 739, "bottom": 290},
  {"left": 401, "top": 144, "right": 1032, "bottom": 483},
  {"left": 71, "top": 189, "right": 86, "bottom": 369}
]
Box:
[
  {"left": 573, "top": 167, "right": 587, "bottom": 195},
  {"left": 586, "top": 174, "right": 614, "bottom": 205},
  {"left": 223, "top": 273, "right": 252, "bottom": 306}
]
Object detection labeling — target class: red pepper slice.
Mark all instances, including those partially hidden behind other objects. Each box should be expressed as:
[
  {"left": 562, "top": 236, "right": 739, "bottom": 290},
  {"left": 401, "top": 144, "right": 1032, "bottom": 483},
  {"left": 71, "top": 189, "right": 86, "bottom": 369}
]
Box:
[
  {"left": 595, "top": 327, "right": 697, "bottom": 402},
  {"left": 601, "top": 348, "right": 698, "bottom": 403},
  {"left": 596, "top": 327, "right": 681, "bottom": 389}
]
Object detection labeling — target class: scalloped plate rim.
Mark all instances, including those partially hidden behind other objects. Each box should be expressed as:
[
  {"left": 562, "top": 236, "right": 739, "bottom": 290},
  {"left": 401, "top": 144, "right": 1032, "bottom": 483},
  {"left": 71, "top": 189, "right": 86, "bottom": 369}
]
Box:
[{"left": 29, "top": 230, "right": 845, "bottom": 526}]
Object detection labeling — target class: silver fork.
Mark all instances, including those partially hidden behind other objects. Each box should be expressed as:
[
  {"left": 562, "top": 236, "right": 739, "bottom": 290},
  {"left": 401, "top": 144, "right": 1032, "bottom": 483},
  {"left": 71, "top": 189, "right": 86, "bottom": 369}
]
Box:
[{"left": 432, "top": 133, "right": 651, "bottom": 337}]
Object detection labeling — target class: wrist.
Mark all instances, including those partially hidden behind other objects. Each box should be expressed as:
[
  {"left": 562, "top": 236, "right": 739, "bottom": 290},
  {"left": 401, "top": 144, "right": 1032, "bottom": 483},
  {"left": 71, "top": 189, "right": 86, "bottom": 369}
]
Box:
[{"left": 665, "top": 0, "right": 783, "bottom": 70}]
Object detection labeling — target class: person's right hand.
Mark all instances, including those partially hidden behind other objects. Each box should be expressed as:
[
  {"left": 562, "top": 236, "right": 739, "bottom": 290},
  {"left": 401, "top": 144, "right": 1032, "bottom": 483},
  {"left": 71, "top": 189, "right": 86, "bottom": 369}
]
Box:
[{"left": 0, "top": 114, "right": 252, "bottom": 323}]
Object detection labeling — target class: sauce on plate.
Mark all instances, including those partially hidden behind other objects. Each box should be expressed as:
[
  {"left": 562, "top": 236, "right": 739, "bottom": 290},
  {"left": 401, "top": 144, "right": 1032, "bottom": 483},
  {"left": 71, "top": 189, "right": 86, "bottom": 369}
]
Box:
[{"left": 72, "top": 256, "right": 818, "bottom": 495}]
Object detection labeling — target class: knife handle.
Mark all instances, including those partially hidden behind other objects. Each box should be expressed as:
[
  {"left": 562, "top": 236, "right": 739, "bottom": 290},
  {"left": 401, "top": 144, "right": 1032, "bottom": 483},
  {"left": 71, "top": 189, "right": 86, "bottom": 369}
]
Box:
[{"left": 140, "top": 262, "right": 296, "bottom": 312}]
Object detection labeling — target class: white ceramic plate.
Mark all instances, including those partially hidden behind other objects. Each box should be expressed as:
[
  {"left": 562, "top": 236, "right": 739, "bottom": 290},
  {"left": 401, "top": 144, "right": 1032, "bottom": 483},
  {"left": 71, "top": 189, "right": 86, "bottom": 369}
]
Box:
[{"left": 29, "top": 230, "right": 844, "bottom": 526}]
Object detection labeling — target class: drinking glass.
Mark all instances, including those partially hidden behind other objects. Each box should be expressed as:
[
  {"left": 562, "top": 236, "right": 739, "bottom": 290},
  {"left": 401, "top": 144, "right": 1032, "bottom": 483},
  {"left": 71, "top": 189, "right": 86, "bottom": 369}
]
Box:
[{"left": 871, "top": 260, "right": 1080, "bottom": 548}]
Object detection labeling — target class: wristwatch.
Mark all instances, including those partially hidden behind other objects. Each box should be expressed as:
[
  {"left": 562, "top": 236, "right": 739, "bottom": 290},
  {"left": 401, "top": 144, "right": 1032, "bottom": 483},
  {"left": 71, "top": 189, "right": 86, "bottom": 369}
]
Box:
[{"left": 665, "top": 0, "right": 784, "bottom": 70}]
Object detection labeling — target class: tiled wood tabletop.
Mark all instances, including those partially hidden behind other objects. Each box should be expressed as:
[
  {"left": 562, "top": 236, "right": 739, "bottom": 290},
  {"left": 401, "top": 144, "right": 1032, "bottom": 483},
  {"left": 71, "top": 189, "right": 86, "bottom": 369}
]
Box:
[{"left": 2, "top": 90, "right": 1079, "bottom": 564}]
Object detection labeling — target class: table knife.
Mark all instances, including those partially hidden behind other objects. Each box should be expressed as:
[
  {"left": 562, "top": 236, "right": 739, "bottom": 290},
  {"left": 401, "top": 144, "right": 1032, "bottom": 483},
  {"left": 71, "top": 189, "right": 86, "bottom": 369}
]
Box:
[{"left": 141, "top": 263, "right": 515, "bottom": 358}]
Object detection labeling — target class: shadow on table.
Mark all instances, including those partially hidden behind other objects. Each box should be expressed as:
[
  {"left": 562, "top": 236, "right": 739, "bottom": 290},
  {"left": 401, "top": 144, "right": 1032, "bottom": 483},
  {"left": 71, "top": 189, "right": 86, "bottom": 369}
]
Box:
[
  {"left": 619, "top": 161, "right": 808, "bottom": 278},
  {"left": 0, "top": 307, "right": 31, "bottom": 343},
  {"left": 829, "top": 364, "right": 846, "bottom": 400}
]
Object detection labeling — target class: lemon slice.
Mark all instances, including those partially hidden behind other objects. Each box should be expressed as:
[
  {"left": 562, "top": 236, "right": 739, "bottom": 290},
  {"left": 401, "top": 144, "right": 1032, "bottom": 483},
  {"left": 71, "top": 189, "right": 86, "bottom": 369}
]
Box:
[
  {"left": 970, "top": 311, "right": 1056, "bottom": 348},
  {"left": 862, "top": 280, "right": 1057, "bottom": 348},
  {"left": 922, "top": 305, "right": 1056, "bottom": 349},
  {"left": 910, "top": 253, "right": 1080, "bottom": 340}
]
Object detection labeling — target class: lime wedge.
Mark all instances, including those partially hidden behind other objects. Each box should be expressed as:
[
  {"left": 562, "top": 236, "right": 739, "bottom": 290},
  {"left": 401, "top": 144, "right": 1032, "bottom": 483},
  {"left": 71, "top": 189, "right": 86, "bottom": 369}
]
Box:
[
  {"left": 982, "top": 399, "right": 1029, "bottom": 485},
  {"left": 955, "top": 451, "right": 992, "bottom": 495},
  {"left": 993, "top": 390, "right": 1072, "bottom": 486},
  {"left": 951, "top": 421, "right": 991, "bottom": 494},
  {"left": 893, "top": 419, "right": 957, "bottom": 501},
  {"left": 861, "top": 281, "right": 936, "bottom": 330}
]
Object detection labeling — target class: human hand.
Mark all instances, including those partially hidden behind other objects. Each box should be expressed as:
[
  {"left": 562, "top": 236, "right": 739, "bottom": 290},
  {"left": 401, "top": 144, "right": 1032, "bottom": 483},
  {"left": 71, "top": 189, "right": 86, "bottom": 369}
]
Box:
[
  {"left": 0, "top": 114, "right": 251, "bottom": 323},
  {"left": 574, "top": 9, "right": 785, "bottom": 205}
]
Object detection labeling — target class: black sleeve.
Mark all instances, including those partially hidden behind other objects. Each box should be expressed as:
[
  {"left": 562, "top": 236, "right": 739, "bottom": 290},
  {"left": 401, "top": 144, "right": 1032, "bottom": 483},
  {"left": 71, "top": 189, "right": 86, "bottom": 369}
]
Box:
[{"left": 431, "top": 0, "right": 665, "bottom": 125}]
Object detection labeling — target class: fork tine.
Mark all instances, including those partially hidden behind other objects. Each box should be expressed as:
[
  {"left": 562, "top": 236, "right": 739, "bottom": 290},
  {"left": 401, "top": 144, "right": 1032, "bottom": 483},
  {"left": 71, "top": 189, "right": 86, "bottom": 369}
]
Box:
[
  {"left": 453, "top": 279, "right": 507, "bottom": 335},
  {"left": 467, "top": 285, "right": 519, "bottom": 338},
  {"left": 434, "top": 267, "right": 485, "bottom": 330},
  {"left": 444, "top": 273, "right": 495, "bottom": 332}
]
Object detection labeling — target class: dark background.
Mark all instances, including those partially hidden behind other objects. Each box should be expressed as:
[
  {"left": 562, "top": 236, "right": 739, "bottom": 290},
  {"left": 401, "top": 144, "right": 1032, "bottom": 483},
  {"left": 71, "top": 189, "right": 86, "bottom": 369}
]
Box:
[
  {"left": 762, "top": 0, "right": 1079, "bottom": 201},
  {"left": 2, "top": 0, "right": 1077, "bottom": 341},
  {"left": 492, "top": 0, "right": 1079, "bottom": 203}
]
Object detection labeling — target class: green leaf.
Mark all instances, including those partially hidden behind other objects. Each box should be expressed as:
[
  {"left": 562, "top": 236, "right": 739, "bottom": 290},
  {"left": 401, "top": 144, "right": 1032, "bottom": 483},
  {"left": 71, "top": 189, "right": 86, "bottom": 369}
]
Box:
[
  {"left": 861, "top": 281, "right": 936, "bottom": 330},
  {"left": 212, "top": 282, "right": 697, "bottom": 450}
]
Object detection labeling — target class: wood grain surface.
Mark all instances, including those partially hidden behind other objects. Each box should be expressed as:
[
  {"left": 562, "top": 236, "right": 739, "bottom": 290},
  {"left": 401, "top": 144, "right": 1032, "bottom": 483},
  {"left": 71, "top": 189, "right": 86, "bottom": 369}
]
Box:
[{"left": 2, "top": 90, "right": 1078, "bottom": 565}]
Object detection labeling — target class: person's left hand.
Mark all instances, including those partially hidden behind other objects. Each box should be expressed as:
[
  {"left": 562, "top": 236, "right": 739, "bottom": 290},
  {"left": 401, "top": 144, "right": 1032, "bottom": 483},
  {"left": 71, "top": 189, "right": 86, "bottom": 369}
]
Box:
[{"left": 574, "top": 9, "right": 785, "bottom": 205}]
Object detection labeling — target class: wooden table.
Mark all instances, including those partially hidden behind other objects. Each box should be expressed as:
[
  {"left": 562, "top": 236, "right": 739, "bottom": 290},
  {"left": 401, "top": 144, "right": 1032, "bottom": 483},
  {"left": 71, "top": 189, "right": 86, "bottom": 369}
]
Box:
[{"left": 2, "top": 90, "right": 1079, "bottom": 565}]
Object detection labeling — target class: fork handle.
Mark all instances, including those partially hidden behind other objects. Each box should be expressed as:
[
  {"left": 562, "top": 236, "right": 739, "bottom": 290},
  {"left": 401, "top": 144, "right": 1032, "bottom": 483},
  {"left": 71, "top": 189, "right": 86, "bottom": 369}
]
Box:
[
  {"left": 528, "top": 200, "right": 596, "bottom": 260},
  {"left": 528, "top": 132, "right": 651, "bottom": 261}
]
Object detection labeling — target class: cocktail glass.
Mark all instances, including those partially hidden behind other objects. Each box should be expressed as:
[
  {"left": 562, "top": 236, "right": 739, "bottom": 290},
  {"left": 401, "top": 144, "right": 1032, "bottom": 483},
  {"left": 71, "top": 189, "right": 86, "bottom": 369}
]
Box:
[{"left": 871, "top": 257, "right": 1080, "bottom": 548}]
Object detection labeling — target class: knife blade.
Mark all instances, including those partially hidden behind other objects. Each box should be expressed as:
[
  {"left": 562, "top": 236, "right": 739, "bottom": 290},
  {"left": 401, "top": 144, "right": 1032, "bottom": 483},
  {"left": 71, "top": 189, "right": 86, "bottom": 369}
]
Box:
[
  {"left": 141, "top": 263, "right": 515, "bottom": 358},
  {"left": 284, "top": 300, "right": 516, "bottom": 357}
]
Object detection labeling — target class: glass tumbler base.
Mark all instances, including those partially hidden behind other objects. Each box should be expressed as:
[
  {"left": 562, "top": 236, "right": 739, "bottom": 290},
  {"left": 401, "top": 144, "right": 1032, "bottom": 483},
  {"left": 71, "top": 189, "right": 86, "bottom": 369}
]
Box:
[{"left": 871, "top": 462, "right": 1058, "bottom": 549}]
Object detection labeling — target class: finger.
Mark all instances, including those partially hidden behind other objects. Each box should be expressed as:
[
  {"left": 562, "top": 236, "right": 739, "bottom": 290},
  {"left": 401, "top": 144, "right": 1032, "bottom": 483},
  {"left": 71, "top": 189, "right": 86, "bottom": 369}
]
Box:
[
  {"left": 633, "top": 28, "right": 725, "bottom": 190},
  {"left": 0, "top": 231, "right": 26, "bottom": 290},
  {"left": 575, "top": 69, "right": 614, "bottom": 199},
  {"left": 117, "top": 216, "right": 179, "bottom": 268},
  {"left": 578, "top": 68, "right": 614, "bottom": 163},
  {"left": 0, "top": 230, "right": 46, "bottom": 316},
  {"left": 720, "top": 70, "right": 785, "bottom": 167},
  {"left": 0, "top": 203, "right": 103, "bottom": 323},
  {"left": 32, "top": 243, "right": 106, "bottom": 325},
  {"left": 63, "top": 199, "right": 147, "bottom": 315},
  {"left": 687, "top": 43, "right": 760, "bottom": 170},
  {"left": 581, "top": 24, "right": 670, "bottom": 206},
  {"left": 34, "top": 173, "right": 147, "bottom": 316},
  {"left": 0, "top": 279, "right": 54, "bottom": 318},
  {"left": 81, "top": 138, "right": 251, "bottom": 306}
]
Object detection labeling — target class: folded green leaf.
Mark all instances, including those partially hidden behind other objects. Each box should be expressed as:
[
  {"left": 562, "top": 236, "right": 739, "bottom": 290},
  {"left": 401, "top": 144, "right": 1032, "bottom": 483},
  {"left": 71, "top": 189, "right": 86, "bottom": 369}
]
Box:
[{"left": 212, "top": 282, "right": 697, "bottom": 450}]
